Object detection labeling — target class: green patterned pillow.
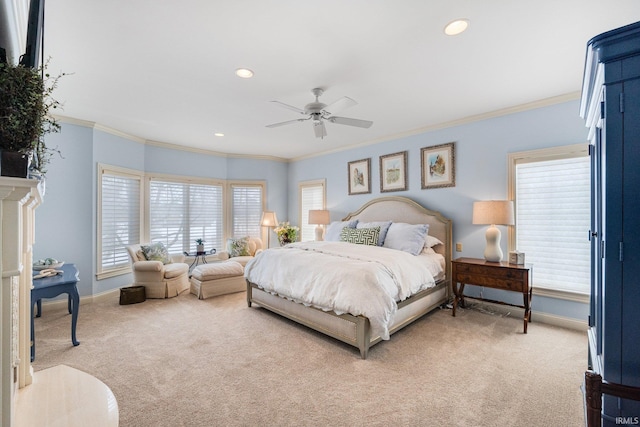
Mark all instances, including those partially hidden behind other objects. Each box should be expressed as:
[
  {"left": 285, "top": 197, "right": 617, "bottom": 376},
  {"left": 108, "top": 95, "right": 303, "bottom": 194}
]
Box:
[
  {"left": 141, "top": 242, "right": 170, "bottom": 264},
  {"left": 340, "top": 226, "right": 381, "bottom": 246},
  {"left": 227, "top": 237, "right": 250, "bottom": 257}
]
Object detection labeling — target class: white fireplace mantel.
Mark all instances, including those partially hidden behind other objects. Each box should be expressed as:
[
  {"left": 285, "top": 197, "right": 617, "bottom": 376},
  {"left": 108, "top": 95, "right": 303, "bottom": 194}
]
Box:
[{"left": 0, "top": 177, "right": 42, "bottom": 427}]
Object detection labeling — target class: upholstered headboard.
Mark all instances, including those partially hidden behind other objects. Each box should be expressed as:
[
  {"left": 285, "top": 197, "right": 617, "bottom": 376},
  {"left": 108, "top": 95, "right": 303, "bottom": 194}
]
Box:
[{"left": 342, "top": 196, "right": 453, "bottom": 281}]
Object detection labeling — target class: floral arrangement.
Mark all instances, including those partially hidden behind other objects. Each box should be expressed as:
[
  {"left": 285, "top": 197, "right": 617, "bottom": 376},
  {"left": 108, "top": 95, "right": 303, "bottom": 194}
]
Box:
[{"left": 274, "top": 221, "right": 299, "bottom": 245}]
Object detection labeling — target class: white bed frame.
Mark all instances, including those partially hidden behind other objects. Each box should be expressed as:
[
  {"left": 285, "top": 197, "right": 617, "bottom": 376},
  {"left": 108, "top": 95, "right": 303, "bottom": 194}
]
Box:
[{"left": 246, "top": 196, "right": 453, "bottom": 359}]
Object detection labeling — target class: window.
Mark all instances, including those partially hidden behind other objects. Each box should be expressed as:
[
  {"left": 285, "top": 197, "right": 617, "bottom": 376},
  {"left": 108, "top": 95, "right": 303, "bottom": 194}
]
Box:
[
  {"left": 97, "top": 165, "right": 266, "bottom": 279},
  {"left": 97, "top": 165, "right": 143, "bottom": 279},
  {"left": 230, "top": 182, "right": 265, "bottom": 239},
  {"left": 508, "top": 144, "right": 590, "bottom": 297},
  {"left": 299, "top": 180, "right": 326, "bottom": 241},
  {"left": 148, "top": 177, "right": 224, "bottom": 253}
]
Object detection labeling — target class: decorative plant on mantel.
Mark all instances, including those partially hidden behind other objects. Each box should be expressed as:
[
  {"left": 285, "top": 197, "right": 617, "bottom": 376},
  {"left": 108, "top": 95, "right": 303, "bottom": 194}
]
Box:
[{"left": 0, "top": 58, "right": 65, "bottom": 178}]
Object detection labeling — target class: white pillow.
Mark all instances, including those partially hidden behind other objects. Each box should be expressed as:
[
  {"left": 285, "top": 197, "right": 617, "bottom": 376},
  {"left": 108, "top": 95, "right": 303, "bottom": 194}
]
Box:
[
  {"left": 383, "top": 223, "right": 429, "bottom": 255},
  {"left": 357, "top": 221, "right": 392, "bottom": 246},
  {"left": 325, "top": 219, "right": 358, "bottom": 241},
  {"left": 425, "top": 234, "right": 444, "bottom": 248}
]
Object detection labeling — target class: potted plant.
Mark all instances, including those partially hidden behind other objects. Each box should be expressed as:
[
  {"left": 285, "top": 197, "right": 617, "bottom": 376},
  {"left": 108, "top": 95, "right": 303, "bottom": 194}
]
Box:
[
  {"left": 195, "top": 238, "right": 205, "bottom": 253},
  {"left": 0, "top": 59, "right": 64, "bottom": 178}
]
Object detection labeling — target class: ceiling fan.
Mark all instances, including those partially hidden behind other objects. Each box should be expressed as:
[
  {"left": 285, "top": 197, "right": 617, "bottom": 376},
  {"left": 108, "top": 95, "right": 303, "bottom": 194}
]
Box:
[{"left": 266, "top": 88, "right": 373, "bottom": 139}]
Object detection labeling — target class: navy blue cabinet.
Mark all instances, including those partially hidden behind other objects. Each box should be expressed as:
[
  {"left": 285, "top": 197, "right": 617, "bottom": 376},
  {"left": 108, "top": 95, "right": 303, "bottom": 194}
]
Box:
[{"left": 580, "top": 21, "right": 640, "bottom": 426}]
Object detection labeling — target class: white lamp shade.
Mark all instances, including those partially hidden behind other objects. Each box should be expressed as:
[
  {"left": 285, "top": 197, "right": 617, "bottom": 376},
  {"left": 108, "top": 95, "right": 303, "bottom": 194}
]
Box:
[
  {"left": 472, "top": 200, "right": 514, "bottom": 225},
  {"left": 308, "top": 210, "right": 330, "bottom": 225},
  {"left": 261, "top": 211, "right": 278, "bottom": 227}
]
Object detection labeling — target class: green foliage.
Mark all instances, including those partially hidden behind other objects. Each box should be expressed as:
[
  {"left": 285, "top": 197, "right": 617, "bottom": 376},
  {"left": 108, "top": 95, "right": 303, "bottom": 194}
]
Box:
[{"left": 0, "top": 59, "right": 66, "bottom": 174}]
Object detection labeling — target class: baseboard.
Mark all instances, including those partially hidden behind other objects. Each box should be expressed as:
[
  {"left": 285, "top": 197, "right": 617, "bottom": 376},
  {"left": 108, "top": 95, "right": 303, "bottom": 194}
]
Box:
[
  {"left": 39, "top": 288, "right": 120, "bottom": 312},
  {"left": 463, "top": 300, "right": 588, "bottom": 332}
]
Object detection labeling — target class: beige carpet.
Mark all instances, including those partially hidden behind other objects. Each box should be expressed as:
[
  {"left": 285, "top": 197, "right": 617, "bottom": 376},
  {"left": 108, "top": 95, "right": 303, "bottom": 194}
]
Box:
[{"left": 32, "top": 291, "right": 587, "bottom": 427}]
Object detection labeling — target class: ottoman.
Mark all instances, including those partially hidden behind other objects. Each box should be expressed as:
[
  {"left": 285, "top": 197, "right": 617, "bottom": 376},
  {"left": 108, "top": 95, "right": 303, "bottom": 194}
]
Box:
[{"left": 190, "top": 261, "right": 245, "bottom": 300}]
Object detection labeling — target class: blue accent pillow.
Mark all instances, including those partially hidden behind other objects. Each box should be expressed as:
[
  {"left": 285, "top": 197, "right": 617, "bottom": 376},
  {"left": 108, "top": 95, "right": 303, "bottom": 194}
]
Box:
[
  {"left": 325, "top": 219, "right": 358, "bottom": 241},
  {"left": 383, "top": 223, "right": 430, "bottom": 255},
  {"left": 357, "top": 221, "right": 392, "bottom": 246}
]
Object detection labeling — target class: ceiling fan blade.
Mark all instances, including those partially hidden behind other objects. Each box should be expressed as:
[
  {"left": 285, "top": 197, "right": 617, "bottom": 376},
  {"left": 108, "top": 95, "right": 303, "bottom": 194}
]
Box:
[
  {"left": 266, "top": 118, "right": 306, "bottom": 128},
  {"left": 323, "top": 96, "right": 357, "bottom": 115},
  {"left": 270, "top": 100, "right": 306, "bottom": 115},
  {"left": 328, "top": 116, "right": 373, "bottom": 128},
  {"left": 314, "top": 121, "right": 327, "bottom": 139}
]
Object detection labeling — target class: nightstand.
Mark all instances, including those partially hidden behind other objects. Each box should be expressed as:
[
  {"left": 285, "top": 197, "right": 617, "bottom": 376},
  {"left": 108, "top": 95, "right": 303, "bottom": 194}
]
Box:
[{"left": 451, "top": 257, "right": 533, "bottom": 333}]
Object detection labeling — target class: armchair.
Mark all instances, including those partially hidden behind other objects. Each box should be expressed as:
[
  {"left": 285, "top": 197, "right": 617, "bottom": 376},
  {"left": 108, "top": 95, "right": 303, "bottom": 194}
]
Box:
[
  {"left": 220, "top": 237, "right": 263, "bottom": 266},
  {"left": 126, "top": 244, "right": 190, "bottom": 298}
]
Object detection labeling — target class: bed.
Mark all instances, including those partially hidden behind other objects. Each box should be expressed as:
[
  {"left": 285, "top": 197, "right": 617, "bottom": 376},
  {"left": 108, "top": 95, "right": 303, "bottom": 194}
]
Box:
[{"left": 245, "top": 196, "right": 452, "bottom": 358}]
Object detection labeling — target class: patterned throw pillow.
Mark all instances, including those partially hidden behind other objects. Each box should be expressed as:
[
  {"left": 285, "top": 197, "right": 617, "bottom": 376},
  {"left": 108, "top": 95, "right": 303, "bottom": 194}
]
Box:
[
  {"left": 227, "top": 237, "right": 250, "bottom": 257},
  {"left": 141, "top": 242, "right": 171, "bottom": 264},
  {"left": 340, "top": 226, "right": 381, "bottom": 246}
]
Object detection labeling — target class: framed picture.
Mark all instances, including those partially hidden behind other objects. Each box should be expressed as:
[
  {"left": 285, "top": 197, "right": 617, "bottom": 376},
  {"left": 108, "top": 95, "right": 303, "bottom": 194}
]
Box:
[
  {"left": 421, "top": 142, "right": 456, "bottom": 189},
  {"left": 347, "top": 158, "right": 371, "bottom": 195},
  {"left": 379, "top": 151, "right": 407, "bottom": 192}
]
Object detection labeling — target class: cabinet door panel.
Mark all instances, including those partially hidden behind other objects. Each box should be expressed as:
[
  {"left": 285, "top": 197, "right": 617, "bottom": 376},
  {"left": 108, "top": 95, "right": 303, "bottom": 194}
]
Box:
[{"left": 622, "top": 77, "right": 640, "bottom": 388}]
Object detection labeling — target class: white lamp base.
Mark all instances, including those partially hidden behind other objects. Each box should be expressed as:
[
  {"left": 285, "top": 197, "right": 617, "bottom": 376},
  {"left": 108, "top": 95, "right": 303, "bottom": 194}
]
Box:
[
  {"left": 315, "top": 225, "right": 324, "bottom": 241},
  {"left": 484, "top": 224, "right": 503, "bottom": 262}
]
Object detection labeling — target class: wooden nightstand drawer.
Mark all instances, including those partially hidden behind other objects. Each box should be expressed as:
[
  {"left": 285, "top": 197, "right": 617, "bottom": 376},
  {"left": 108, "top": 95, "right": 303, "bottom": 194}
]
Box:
[{"left": 454, "top": 273, "right": 526, "bottom": 292}]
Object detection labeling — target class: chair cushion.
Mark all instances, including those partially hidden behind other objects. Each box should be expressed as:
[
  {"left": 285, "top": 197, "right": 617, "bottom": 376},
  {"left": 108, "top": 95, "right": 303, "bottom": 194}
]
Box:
[
  {"left": 163, "top": 262, "right": 189, "bottom": 279},
  {"left": 192, "top": 261, "right": 244, "bottom": 281}
]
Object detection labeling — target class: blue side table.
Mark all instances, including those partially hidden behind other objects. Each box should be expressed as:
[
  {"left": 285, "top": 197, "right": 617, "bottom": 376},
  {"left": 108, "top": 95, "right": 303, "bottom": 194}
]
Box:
[{"left": 31, "top": 263, "right": 80, "bottom": 361}]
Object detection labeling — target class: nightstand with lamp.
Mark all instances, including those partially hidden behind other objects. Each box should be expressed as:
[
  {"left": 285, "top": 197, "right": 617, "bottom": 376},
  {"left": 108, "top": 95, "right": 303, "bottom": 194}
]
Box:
[{"left": 451, "top": 200, "right": 533, "bottom": 333}]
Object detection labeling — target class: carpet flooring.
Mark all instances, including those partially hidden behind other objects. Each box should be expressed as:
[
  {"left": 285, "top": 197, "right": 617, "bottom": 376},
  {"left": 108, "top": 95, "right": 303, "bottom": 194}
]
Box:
[{"left": 32, "top": 291, "right": 587, "bottom": 426}]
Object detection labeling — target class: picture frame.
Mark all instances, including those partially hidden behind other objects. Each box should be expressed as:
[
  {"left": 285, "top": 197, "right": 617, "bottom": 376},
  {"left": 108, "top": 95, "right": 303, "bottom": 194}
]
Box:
[
  {"left": 379, "top": 151, "right": 407, "bottom": 192},
  {"left": 347, "top": 158, "right": 371, "bottom": 195},
  {"left": 421, "top": 142, "right": 456, "bottom": 189}
]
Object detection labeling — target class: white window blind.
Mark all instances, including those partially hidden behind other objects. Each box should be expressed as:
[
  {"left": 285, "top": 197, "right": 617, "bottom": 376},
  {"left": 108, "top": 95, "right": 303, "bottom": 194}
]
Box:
[
  {"left": 515, "top": 155, "right": 590, "bottom": 294},
  {"left": 300, "top": 182, "right": 324, "bottom": 241},
  {"left": 149, "top": 180, "right": 223, "bottom": 253},
  {"left": 231, "top": 185, "right": 263, "bottom": 238},
  {"left": 100, "top": 171, "right": 141, "bottom": 272}
]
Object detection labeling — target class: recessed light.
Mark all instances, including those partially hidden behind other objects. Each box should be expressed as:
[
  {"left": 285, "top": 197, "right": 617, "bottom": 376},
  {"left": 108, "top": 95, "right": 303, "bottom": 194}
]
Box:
[
  {"left": 235, "top": 68, "right": 254, "bottom": 78},
  {"left": 444, "top": 19, "right": 469, "bottom": 36},
  {"left": 214, "top": 133, "right": 224, "bottom": 137}
]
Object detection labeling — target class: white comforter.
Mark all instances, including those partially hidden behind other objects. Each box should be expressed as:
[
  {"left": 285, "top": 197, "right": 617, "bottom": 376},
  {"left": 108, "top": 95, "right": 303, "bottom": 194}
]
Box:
[{"left": 244, "top": 241, "right": 440, "bottom": 340}]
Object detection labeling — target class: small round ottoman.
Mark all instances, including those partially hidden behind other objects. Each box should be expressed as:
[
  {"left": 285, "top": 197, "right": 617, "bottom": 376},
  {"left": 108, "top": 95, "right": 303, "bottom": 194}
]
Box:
[{"left": 190, "top": 261, "right": 245, "bottom": 300}]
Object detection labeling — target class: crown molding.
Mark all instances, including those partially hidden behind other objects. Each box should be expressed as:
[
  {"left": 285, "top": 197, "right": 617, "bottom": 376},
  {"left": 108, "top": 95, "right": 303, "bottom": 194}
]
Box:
[
  {"left": 54, "top": 92, "right": 579, "bottom": 164},
  {"left": 53, "top": 115, "right": 289, "bottom": 162}
]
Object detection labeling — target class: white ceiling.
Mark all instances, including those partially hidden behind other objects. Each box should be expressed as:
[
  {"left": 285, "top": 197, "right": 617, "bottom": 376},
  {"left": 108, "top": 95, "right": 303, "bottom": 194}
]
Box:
[{"left": 43, "top": 1, "right": 639, "bottom": 160}]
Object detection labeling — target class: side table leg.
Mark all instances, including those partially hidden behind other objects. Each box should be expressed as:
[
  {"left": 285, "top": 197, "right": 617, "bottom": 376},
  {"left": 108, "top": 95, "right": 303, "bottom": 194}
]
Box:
[
  {"left": 70, "top": 287, "right": 80, "bottom": 346},
  {"left": 31, "top": 299, "right": 36, "bottom": 362}
]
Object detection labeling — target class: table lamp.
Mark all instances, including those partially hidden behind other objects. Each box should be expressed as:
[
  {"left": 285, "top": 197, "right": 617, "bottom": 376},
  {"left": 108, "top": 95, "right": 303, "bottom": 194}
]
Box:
[
  {"left": 472, "top": 200, "right": 514, "bottom": 262},
  {"left": 261, "top": 211, "right": 278, "bottom": 248},
  {"left": 308, "top": 209, "right": 330, "bottom": 241}
]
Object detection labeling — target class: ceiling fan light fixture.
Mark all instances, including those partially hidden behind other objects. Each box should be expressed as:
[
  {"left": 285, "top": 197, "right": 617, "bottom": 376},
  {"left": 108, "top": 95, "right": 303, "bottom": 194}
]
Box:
[
  {"left": 444, "top": 19, "right": 469, "bottom": 36},
  {"left": 214, "top": 132, "right": 224, "bottom": 137},
  {"left": 235, "top": 68, "right": 254, "bottom": 78}
]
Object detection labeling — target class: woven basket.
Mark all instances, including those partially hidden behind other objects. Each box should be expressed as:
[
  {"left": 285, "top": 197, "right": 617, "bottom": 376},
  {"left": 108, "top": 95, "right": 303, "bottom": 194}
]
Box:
[{"left": 119, "top": 285, "right": 146, "bottom": 305}]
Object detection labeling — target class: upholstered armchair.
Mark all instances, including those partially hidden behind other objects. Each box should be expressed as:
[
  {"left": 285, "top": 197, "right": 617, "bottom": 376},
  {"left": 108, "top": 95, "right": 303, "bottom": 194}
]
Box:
[
  {"left": 217, "top": 237, "right": 264, "bottom": 267},
  {"left": 126, "top": 244, "right": 190, "bottom": 298}
]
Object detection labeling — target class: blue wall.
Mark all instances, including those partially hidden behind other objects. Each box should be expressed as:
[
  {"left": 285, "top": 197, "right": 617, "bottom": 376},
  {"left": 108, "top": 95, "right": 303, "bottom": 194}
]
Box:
[{"left": 34, "top": 98, "right": 590, "bottom": 322}]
